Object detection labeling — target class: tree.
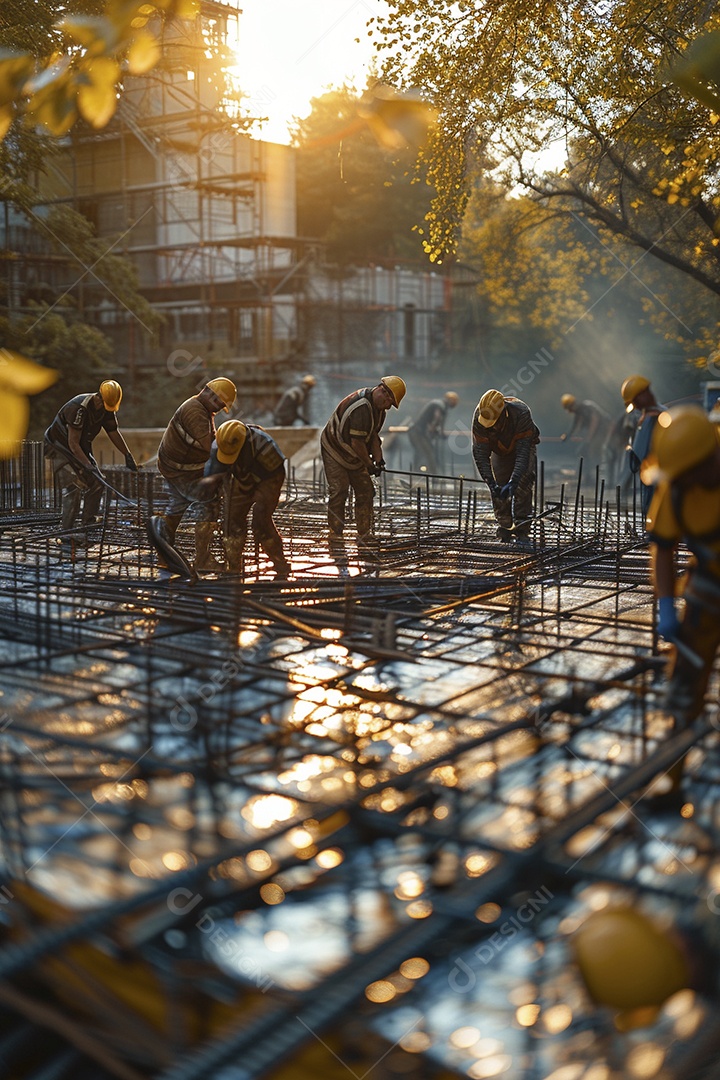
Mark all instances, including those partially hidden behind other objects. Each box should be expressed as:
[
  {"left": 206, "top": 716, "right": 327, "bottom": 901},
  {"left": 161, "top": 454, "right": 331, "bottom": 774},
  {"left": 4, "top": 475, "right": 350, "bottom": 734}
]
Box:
[
  {"left": 292, "top": 85, "right": 435, "bottom": 265},
  {"left": 375, "top": 0, "right": 720, "bottom": 360}
]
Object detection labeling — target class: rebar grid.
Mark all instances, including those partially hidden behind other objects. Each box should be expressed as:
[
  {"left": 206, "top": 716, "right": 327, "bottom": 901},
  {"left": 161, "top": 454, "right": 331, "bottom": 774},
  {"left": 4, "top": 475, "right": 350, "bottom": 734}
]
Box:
[{"left": 0, "top": 447, "right": 717, "bottom": 1080}]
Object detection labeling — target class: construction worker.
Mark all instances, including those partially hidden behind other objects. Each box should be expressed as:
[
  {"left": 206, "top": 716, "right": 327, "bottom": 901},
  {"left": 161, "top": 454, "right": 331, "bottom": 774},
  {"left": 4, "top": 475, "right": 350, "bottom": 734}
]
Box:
[
  {"left": 44, "top": 380, "right": 137, "bottom": 538},
  {"left": 603, "top": 407, "right": 639, "bottom": 497},
  {"left": 621, "top": 374, "right": 665, "bottom": 519},
  {"left": 202, "top": 420, "right": 290, "bottom": 580},
  {"left": 320, "top": 376, "right": 406, "bottom": 560},
  {"left": 151, "top": 378, "right": 236, "bottom": 571},
  {"left": 472, "top": 389, "right": 540, "bottom": 551},
  {"left": 644, "top": 405, "right": 720, "bottom": 803},
  {"left": 272, "top": 374, "right": 316, "bottom": 426},
  {"left": 408, "top": 391, "right": 459, "bottom": 473},
  {"left": 559, "top": 394, "right": 611, "bottom": 469}
]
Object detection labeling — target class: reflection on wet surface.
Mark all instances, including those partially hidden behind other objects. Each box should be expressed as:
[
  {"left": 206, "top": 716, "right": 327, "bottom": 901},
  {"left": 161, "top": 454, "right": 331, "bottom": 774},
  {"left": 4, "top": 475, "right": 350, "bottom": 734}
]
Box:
[{"left": 0, "top": 468, "right": 718, "bottom": 1077}]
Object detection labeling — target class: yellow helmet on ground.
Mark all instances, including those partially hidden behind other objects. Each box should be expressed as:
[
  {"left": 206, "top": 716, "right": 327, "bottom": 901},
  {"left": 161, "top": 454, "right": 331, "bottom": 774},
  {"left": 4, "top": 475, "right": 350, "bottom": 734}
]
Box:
[
  {"left": 621, "top": 374, "right": 650, "bottom": 406},
  {"left": 641, "top": 405, "right": 719, "bottom": 485},
  {"left": 302, "top": 374, "right": 316, "bottom": 388},
  {"left": 561, "top": 393, "right": 576, "bottom": 409},
  {"left": 216, "top": 420, "right": 247, "bottom": 464},
  {"left": 99, "top": 380, "right": 122, "bottom": 412},
  {"left": 444, "top": 391, "right": 459, "bottom": 407},
  {"left": 476, "top": 389, "right": 505, "bottom": 428},
  {"left": 573, "top": 907, "right": 688, "bottom": 1011},
  {"left": 381, "top": 375, "right": 406, "bottom": 407},
  {"left": 205, "top": 378, "right": 237, "bottom": 411}
]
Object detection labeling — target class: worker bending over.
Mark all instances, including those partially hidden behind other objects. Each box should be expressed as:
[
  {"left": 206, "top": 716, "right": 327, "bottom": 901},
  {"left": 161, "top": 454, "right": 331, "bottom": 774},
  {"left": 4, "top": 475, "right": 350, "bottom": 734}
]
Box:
[
  {"left": 44, "top": 380, "right": 137, "bottom": 538},
  {"left": 559, "top": 394, "right": 611, "bottom": 470},
  {"left": 472, "top": 389, "right": 540, "bottom": 551},
  {"left": 273, "top": 375, "right": 316, "bottom": 426},
  {"left": 321, "top": 376, "right": 406, "bottom": 563},
  {"left": 203, "top": 420, "right": 290, "bottom": 580},
  {"left": 152, "top": 378, "right": 236, "bottom": 572},
  {"left": 408, "top": 391, "right": 459, "bottom": 473},
  {"left": 645, "top": 405, "right": 720, "bottom": 803}
]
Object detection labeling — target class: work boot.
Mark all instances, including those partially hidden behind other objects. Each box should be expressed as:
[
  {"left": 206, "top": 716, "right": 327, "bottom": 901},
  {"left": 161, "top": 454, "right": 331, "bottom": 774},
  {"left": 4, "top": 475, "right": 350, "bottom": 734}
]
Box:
[
  {"left": 150, "top": 512, "right": 183, "bottom": 570},
  {"left": 154, "top": 513, "right": 182, "bottom": 546},
  {"left": 195, "top": 522, "right": 224, "bottom": 572},
  {"left": 496, "top": 526, "right": 514, "bottom": 543},
  {"left": 261, "top": 534, "right": 291, "bottom": 580},
  {"left": 61, "top": 487, "right": 82, "bottom": 532},
  {"left": 81, "top": 485, "right": 103, "bottom": 525},
  {"left": 224, "top": 537, "right": 245, "bottom": 575}
]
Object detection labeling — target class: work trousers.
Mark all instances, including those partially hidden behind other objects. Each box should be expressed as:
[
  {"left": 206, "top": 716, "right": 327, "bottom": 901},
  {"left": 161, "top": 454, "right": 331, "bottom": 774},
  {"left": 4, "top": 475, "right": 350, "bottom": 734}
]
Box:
[
  {"left": 321, "top": 449, "right": 375, "bottom": 543},
  {"left": 161, "top": 473, "right": 219, "bottom": 522},
  {"left": 224, "top": 469, "right": 287, "bottom": 570},
  {"left": 46, "top": 449, "right": 104, "bottom": 531},
  {"left": 489, "top": 447, "right": 536, "bottom": 539},
  {"left": 408, "top": 428, "right": 439, "bottom": 474},
  {"left": 665, "top": 575, "right": 720, "bottom": 725}
]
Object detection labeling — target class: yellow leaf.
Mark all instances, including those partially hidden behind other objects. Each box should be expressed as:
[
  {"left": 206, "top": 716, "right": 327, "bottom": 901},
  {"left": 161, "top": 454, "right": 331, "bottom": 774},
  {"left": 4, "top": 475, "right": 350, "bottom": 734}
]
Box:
[
  {"left": 0, "top": 350, "right": 58, "bottom": 395},
  {"left": 0, "top": 50, "right": 34, "bottom": 107},
  {"left": 0, "top": 104, "right": 13, "bottom": 140},
  {"left": 126, "top": 29, "right": 160, "bottom": 75},
  {"left": 55, "top": 15, "right": 119, "bottom": 55},
  {"left": 0, "top": 389, "right": 29, "bottom": 458},
  {"left": 77, "top": 57, "right": 120, "bottom": 128},
  {"left": 27, "top": 77, "right": 78, "bottom": 137},
  {"left": 172, "top": 0, "right": 199, "bottom": 16}
]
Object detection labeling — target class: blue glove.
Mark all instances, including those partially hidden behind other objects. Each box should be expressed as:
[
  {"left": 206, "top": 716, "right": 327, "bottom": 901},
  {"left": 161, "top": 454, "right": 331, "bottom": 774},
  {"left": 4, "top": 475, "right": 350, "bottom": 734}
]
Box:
[
  {"left": 657, "top": 596, "right": 681, "bottom": 641},
  {"left": 499, "top": 481, "right": 516, "bottom": 500}
]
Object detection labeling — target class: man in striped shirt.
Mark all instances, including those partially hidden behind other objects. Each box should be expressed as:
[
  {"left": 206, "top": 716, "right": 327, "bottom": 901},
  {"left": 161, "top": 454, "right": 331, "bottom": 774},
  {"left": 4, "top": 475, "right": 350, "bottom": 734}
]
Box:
[{"left": 321, "top": 376, "right": 406, "bottom": 560}]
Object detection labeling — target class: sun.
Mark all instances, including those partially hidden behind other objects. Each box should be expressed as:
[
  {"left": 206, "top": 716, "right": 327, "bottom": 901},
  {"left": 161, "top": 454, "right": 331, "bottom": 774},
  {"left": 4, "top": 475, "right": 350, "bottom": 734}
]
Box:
[{"left": 229, "top": 0, "right": 386, "bottom": 144}]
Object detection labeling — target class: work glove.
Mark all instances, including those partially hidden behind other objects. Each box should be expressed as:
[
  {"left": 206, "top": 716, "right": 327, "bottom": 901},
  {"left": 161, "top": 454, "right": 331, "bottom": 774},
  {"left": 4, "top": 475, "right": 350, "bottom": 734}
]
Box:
[
  {"left": 367, "top": 463, "right": 383, "bottom": 477},
  {"left": 657, "top": 596, "right": 681, "bottom": 642},
  {"left": 125, "top": 453, "right": 139, "bottom": 472},
  {"left": 488, "top": 481, "right": 502, "bottom": 500},
  {"left": 499, "top": 480, "right": 516, "bottom": 500},
  {"left": 560, "top": 433, "right": 568, "bottom": 442},
  {"left": 377, "top": 459, "right": 386, "bottom": 471}
]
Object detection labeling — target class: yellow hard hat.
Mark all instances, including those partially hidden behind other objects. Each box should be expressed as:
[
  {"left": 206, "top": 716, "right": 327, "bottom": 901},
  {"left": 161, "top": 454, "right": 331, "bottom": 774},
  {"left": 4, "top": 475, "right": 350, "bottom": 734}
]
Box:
[
  {"left": 206, "top": 377, "right": 237, "bottom": 411},
  {"left": 381, "top": 375, "right": 406, "bottom": 407},
  {"left": 476, "top": 389, "right": 505, "bottom": 428},
  {"left": 444, "top": 391, "right": 459, "bottom": 407},
  {"left": 641, "top": 405, "right": 719, "bottom": 486},
  {"left": 573, "top": 907, "right": 688, "bottom": 1011},
  {"left": 621, "top": 374, "right": 650, "bottom": 406},
  {"left": 215, "top": 420, "right": 247, "bottom": 464},
  {"left": 561, "top": 393, "right": 576, "bottom": 409},
  {"left": 99, "top": 380, "right": 122, "bottom": 412},
  {"left": 302, "top": 374, "right": 316, "bottom": 388}
]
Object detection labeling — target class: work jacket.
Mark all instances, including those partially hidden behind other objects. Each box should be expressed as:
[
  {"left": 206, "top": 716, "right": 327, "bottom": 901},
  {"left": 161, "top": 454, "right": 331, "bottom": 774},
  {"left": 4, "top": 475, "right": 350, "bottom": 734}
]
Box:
[
  {"left": 321, "top": 388, "right": 386, "bottom": 470},
  {"left": 45, "top": 393, "right": 118, "bottom": 456},
  {"left": 206, "top": 426, "right": 285, "bottom": 492},
  {"left": 158, "top": 397, "right": 215, "bottom": 482},
  {"left": 472, "top": 397, "right": 540, "bottom": 485}
]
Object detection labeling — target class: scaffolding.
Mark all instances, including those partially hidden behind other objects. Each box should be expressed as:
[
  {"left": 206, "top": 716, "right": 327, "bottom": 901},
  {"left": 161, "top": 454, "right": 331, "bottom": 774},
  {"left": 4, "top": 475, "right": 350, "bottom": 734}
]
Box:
[{"left": 0, "top": 444, "right": 718, "bottom": 1079}]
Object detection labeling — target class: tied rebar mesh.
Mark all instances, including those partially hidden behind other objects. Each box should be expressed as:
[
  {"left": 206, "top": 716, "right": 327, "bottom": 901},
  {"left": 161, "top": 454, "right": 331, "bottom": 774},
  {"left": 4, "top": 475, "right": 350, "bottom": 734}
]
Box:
[{"left": 0, "top": 442, "right": 716, "bottom": 1080}]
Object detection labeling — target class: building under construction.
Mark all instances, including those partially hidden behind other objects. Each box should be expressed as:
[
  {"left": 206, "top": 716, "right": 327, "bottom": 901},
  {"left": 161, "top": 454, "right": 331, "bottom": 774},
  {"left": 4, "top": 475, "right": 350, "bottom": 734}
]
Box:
[
  {"left": 0, "top": 440, "right": 719, "bottom": 1080},
  {"left": 1, "top": 0, "right": 451, "bottom": 416}
]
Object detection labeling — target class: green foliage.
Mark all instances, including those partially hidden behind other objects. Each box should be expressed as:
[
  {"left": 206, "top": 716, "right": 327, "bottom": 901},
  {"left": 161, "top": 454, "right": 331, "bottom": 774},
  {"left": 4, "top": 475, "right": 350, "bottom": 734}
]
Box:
[
  {"left": 293, "top": 85, "right": 435, "bottom": 266},
  {"left": 375, "top": 0, "right": 720, "bottom": 352},
  {"left": 0, "top": 0, "right": 198, "bottom": 146},
  {"left": 0, "top": 310, "right": 112, "bottom": 435},
  {"left": 40, "top": 205, "right": 163, "bottom": 337}
]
